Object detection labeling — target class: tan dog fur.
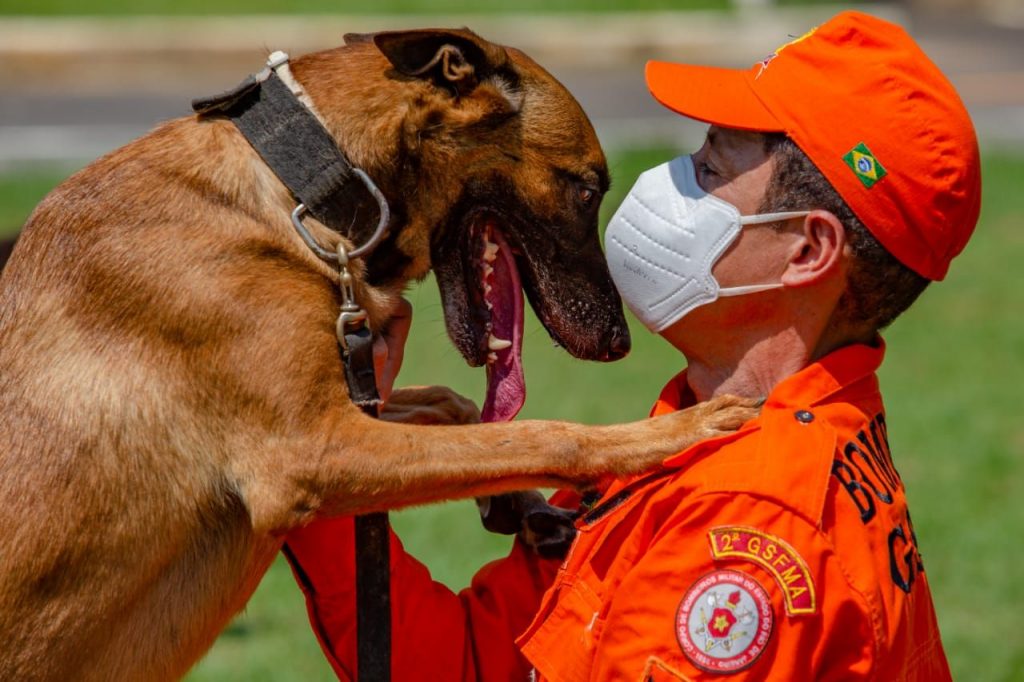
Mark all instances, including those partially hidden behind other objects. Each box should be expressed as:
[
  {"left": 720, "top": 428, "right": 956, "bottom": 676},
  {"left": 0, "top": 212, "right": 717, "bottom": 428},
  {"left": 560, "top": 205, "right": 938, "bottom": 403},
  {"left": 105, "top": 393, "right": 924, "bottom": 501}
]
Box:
[{"left": 0, "top": 30, "right": 755, "bottom": 679}]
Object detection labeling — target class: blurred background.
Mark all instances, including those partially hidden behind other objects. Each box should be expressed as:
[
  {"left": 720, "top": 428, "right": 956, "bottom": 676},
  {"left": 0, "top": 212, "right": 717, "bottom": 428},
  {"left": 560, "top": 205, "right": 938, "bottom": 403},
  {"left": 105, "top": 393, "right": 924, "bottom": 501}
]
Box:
[{"left": 1, "top": 0, "right": 1020, "bottom": 679}]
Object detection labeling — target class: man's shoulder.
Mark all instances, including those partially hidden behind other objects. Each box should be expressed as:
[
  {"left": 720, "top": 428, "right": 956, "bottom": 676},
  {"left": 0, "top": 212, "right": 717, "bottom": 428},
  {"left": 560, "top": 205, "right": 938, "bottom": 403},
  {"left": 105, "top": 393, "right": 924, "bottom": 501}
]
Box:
[{"left": 681, "top": 398, "right": 882, "bottom": 526}]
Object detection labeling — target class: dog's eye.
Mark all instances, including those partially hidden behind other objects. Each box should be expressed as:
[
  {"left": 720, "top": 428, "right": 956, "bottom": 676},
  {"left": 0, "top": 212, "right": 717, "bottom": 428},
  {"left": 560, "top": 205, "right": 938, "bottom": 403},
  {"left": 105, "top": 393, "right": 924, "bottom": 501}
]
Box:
[{"left": 578, "top": 186, "right": 597, "bottom": 206}]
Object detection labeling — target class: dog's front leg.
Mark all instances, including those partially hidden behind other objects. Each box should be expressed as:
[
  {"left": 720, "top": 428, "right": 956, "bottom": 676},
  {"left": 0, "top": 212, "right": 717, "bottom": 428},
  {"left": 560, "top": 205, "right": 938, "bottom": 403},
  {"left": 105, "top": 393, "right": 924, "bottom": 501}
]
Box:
[
  {"left": 379, "top": 386, "right": 582, "bottom": 558},
  {"left": 242, "top": 394, "right": 758, "bottom": 534}
]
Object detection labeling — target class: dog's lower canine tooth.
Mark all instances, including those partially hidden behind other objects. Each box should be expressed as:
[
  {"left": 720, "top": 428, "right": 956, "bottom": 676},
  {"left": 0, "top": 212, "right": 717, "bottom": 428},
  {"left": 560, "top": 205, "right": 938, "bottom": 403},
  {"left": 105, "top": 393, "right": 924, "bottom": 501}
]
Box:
[
  {"left": 487, "top": 351, "right": 498, "bottom": 363},
  {"left": 483, "top": 241, "right": 499, "bottom": 263},
  {"left": 488, "top": 334, "right": 512, "bottom": 351}
]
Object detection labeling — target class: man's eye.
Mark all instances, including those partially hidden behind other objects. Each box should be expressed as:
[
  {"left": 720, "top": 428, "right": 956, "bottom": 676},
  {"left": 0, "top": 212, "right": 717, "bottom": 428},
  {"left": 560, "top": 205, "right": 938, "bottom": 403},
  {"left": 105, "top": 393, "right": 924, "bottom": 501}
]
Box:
[{"left": 698, "top": 161, "right": 718, "bottom": 177}]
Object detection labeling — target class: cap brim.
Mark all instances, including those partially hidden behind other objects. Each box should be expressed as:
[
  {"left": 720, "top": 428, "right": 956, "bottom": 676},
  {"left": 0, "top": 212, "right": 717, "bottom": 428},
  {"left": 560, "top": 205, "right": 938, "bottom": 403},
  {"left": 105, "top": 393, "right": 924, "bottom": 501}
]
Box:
[{"left": 645, "top": 61, "right": 785, "bottom": 132}]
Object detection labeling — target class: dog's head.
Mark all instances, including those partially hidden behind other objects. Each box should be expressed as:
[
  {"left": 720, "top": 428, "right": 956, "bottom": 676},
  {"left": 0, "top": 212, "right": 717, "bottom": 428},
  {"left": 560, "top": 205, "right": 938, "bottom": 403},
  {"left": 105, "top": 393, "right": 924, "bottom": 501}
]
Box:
[{"left": 294, "top": 29, "right": 629, "bottom": 420}]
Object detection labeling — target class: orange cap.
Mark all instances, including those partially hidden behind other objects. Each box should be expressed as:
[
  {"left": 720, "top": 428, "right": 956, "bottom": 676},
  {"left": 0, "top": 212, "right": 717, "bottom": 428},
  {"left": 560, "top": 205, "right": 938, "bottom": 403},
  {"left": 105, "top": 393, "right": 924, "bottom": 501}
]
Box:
[{"left": 645, "top": 11, "right": 981, "bottom": 281}]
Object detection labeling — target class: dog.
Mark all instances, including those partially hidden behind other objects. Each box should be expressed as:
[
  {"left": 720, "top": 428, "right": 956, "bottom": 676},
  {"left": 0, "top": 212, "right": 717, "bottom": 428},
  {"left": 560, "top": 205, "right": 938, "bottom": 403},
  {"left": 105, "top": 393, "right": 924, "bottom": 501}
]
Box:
[{"left": 0, "top": 29, "right": 756, "bottom": 679}]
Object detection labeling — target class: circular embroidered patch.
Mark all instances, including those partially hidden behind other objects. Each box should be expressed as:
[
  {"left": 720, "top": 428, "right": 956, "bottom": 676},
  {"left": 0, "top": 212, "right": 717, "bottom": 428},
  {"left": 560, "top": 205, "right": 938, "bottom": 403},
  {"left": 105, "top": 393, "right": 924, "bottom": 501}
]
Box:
[{"left": 675, "top": 569, "right": 773, "bottom": 674}]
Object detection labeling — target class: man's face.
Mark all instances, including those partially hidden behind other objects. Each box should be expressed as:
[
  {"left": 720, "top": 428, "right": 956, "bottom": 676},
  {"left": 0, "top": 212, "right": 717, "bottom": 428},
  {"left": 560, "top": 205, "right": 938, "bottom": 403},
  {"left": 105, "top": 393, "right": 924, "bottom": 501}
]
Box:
[
  {"left": 692, "top": 126, "right": 788, "bottom": 288},
  {"left": 691, "top": 125, "right": 773, "bottom": 213},
  {"left": 662, "top": 126, "right": 795, "bottom": 347}
]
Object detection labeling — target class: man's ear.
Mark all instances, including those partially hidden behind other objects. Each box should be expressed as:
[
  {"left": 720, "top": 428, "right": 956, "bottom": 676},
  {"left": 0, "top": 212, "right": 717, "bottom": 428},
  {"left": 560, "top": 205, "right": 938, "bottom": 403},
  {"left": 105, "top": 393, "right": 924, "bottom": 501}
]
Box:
[
  {"left": 373, "top": 28, "right": 508, "bottom": 98},
  {"left": 781, "top": 210, "right": 847, "bottom": 287}
]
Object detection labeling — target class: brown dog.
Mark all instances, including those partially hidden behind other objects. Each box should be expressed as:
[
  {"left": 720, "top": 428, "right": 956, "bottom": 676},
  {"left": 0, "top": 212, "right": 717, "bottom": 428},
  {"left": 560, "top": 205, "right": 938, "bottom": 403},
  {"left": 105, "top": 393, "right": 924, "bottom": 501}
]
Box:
[{"left": 0, "top": 29, "right": 755, "bottom": 679}]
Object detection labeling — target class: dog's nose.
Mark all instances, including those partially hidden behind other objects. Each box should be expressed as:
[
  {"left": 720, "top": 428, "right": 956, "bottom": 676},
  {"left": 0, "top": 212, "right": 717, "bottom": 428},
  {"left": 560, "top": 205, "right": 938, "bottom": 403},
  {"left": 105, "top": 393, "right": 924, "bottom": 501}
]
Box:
[{"left": 602, "top": 325, "right": 631, "bottom": 361}]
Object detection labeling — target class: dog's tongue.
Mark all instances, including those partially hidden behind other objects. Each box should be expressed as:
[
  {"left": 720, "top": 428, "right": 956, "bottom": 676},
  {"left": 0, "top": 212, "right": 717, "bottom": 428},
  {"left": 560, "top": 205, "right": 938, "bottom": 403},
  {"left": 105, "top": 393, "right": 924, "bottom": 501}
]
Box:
[{"left": 481, "top": 227, "right": 525, "bottom": 423}]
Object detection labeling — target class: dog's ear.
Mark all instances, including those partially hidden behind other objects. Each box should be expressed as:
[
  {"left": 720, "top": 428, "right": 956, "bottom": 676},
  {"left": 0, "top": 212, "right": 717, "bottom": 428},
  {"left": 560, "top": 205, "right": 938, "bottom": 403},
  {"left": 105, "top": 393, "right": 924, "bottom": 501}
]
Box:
[
  {"left": 373, "top": 28, "right": 508, "bottom": 98},
  {"left": 343, "top": 32, "right": 374, "bottom": 45}
]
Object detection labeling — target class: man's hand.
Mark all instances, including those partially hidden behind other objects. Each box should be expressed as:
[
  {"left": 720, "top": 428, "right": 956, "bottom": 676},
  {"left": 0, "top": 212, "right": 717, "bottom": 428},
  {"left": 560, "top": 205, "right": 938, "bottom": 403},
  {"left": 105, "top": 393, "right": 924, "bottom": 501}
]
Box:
[
  {"left": 372, "top": 297, "right": 413, "bottom": 402},
  {"left": 380, "top": 386, "right": 481, "bottom": 425},
  {"left": 372, "top": 297, "right": 481, "bottom": 424}
]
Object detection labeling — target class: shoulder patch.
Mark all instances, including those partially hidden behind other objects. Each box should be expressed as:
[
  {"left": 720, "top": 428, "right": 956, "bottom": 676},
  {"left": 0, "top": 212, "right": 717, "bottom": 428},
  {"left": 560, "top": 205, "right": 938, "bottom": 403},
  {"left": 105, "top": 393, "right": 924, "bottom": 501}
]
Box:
[
  {"left": 708, "top": 526, "right": 816, "bottom": 615},
  {"left": 675, "top": 570, "right": 773, "bottom": 674}
]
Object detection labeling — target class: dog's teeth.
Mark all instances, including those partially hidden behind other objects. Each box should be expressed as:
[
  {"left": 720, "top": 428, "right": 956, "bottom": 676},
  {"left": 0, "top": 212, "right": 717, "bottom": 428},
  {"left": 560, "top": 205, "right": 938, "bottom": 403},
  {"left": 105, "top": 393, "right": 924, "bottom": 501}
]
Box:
[
  {"left": 486, "top": 300, "right": 493, "bottom": 310},
  {"left": 484, "top": 282, "right": 492, "bottom": 295},
  {"left": 483, "top": 264, "right": 494, "bottom": 278},
  {"left": 487, "top": 352, "right": 498, "bottom": 363},
  {"left": 488, "top": 334, "right": 512, "bottom": 351},
  {"left": 483, "top": 240, "right": 499, "bottom": 263}
]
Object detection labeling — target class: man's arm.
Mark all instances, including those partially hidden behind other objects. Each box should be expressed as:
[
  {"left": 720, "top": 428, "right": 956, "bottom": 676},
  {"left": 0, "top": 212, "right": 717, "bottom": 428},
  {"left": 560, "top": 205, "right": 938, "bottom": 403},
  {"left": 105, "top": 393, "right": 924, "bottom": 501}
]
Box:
[
  {"left": 284, "top": 515, "right": 562, "bottom": 681},
  {"left": 287, "top": 296, "right": 561, "bottom": 680}
]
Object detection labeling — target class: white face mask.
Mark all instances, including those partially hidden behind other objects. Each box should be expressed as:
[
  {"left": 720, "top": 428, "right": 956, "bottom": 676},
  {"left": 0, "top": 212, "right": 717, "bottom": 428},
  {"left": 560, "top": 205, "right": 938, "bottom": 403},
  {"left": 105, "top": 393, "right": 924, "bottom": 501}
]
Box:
[{"left": 604, "top": 154, "right": 809, "bottom": 332}]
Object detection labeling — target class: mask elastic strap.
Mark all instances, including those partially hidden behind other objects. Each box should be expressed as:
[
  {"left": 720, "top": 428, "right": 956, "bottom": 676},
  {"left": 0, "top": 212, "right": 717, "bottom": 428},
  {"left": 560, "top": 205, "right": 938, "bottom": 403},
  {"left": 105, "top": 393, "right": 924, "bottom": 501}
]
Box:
[
  {"left": 739, "top": 210, "right": 810, "bottom": 226},
  {"left": 718, "top": 282, "right": 785, "bottom": 297},
  {"left": 717, "top": 212, "right": 807, "bottom": 297}
]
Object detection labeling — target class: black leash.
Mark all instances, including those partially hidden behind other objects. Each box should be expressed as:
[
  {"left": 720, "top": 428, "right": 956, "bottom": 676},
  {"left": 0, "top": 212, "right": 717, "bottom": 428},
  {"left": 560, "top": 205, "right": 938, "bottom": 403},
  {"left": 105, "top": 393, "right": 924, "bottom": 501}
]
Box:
[
  {"left": 341, "top": 317, "right": 391, "bottom": 682},
  {"left": 194, "top": 52, "right": 392, "bottom": 682}
]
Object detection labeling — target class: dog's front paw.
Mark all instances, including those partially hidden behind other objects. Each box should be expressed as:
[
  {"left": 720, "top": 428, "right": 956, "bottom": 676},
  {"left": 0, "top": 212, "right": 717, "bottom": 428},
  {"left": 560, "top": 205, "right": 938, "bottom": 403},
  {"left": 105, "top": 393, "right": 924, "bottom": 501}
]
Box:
[
  {"left": 690, "top": 394, "right": 763, "bottom": 439},
  {"left": 379, "top": 385, "right": 481, "bottom": 425}
]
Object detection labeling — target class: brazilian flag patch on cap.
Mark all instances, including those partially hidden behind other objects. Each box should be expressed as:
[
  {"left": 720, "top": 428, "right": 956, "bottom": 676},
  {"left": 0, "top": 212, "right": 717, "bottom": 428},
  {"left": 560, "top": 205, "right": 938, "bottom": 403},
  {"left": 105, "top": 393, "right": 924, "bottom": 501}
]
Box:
[{"left": 843, "top": 142, "right": 887, "bottom": 189}]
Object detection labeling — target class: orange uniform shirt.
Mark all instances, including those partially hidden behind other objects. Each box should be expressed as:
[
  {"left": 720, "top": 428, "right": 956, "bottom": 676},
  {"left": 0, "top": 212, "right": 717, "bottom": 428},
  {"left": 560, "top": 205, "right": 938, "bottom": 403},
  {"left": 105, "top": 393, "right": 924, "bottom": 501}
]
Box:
[{"left": 285, "top": 340, "right": 951, "bottom": 681}]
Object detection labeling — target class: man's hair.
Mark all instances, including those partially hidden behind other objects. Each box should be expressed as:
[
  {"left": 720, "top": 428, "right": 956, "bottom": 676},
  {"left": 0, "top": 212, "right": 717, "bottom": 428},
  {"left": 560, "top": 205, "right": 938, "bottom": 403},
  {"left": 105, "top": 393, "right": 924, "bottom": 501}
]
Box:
[{"left": 760, "top": 134, "right": 929, "bottom": 332}]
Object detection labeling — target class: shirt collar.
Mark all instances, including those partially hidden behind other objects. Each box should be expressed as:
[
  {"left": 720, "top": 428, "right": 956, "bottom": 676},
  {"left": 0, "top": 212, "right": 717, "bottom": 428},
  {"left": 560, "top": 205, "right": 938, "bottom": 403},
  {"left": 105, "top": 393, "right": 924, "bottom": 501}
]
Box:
[
  {"left": 765, "top": 337, "right": 885, "bottom": 410},
  {"left": 652, "top": 340, "right": 885, "bottom": 522},
  {"left": 651, "top": 338, "right": 885, "bottom": 417}
]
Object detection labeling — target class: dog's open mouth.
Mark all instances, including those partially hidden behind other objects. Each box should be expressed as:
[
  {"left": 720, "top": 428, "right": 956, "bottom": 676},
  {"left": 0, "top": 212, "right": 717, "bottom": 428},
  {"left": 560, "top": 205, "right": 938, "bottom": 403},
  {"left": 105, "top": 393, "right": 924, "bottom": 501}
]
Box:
[
  {"left": 473, "top": 216, "right": 525, "bottom": 422},
  {"left": 437, "top": 203, "right": 628, "bottom": 423}
]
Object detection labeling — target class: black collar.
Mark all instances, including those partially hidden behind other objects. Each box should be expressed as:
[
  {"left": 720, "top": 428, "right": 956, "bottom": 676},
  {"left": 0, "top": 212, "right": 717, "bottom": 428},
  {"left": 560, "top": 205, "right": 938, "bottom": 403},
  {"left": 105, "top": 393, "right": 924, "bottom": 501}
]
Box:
[
  {"left": 191, "top": 53, "right": 389, "bottom": 261},
  {"left": 192, "top": 53, "right": 385, "bottom": 414}
]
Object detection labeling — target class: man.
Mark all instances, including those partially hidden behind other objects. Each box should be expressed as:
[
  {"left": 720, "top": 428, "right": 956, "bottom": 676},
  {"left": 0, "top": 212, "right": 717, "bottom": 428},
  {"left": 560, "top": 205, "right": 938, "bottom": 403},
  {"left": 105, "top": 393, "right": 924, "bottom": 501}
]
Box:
[{"left": 285, "top": 11, "right": 979, "bottom": 680}]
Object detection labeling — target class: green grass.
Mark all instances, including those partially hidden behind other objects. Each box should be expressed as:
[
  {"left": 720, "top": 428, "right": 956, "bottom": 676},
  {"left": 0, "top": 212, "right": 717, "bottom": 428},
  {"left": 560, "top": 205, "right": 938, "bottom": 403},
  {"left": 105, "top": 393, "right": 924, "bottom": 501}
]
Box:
[
  {"left": 0, "top": 168, "right": 75, "bottom": 239},
  {"left": 876, "top": 153, "right": 1024, "bottom": 682},
  {"left": 2, "top": 147, "right": 1021, "bottom": 681},
  {"left": 0, "top": 0, "right": 733, "bottom": 17}
]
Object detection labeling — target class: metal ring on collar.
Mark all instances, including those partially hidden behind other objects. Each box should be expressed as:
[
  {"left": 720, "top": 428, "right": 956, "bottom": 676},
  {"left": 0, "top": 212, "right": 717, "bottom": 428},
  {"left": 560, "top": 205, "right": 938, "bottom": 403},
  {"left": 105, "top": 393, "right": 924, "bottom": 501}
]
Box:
[{"left": 289, "top": 167, "right": 391, "bottom": 264}]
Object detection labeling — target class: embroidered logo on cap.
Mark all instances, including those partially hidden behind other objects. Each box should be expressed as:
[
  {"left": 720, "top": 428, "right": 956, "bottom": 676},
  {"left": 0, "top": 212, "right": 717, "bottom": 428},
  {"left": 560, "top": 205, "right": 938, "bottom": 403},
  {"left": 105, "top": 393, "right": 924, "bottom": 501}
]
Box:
[
  {"left": 676, "top": 570, "right": 773, "bottom": 674},
  {"left": 843, "top": 142, "right": 888, "bottom": 188},
  {"left": 755, "top": 26, "right": 819, "bottom": 79}
]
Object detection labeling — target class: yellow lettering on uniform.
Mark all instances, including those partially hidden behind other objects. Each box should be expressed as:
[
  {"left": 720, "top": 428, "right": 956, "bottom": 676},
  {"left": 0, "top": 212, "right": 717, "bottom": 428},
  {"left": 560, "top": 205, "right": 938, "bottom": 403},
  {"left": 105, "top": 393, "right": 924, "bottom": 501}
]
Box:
[
  {"left": 748, "top": 536, "right": 761, "bottom": 555},
  {"left": 706, "top": 527, "right": 817, "bottom": 615},
  {"left": 780, "top": 565, "right": 802, "bottom": 586}
]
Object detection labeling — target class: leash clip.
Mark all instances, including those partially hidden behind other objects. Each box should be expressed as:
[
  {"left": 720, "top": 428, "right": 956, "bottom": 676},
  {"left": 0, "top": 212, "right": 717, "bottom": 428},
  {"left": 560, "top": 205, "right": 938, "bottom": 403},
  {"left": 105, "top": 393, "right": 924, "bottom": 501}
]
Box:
[{"left": 335, "top": 241, "right": 368, "bottom": 353}]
